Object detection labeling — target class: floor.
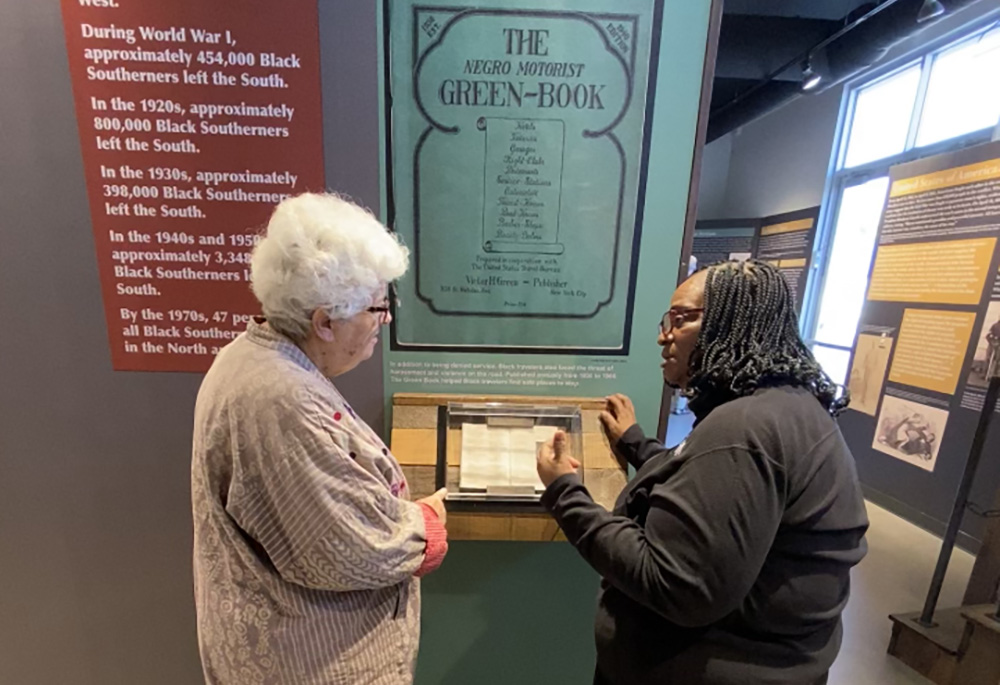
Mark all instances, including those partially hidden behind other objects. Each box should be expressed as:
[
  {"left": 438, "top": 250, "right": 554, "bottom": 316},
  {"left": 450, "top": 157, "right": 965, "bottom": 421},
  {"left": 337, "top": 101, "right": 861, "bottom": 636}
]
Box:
[
  {"left": 830, "top": 501, "right": 976, "bottom": 685},
  {"left": 664, "top": 410, "right": 978, "bottom": 685}
]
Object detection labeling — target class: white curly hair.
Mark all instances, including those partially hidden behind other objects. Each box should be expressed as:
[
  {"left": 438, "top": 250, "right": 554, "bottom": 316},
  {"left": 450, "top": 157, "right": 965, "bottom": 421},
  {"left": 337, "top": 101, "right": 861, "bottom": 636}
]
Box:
[{"left": 250, "top": 193, "right": 409, "bottom": 340}]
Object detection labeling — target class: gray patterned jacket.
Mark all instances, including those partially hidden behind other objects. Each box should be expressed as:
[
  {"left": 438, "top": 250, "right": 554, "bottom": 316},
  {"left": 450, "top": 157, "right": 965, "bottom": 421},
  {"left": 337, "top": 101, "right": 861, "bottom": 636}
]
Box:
[{"left": 192, "top": 321, "right": 446, "bottom": 684}]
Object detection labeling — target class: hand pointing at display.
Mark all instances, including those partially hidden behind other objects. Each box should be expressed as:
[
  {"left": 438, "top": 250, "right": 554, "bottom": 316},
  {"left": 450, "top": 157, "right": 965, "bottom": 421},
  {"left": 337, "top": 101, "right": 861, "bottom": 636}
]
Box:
[{"left": 537, "top": 430, "right": 581, "bottom": 488}]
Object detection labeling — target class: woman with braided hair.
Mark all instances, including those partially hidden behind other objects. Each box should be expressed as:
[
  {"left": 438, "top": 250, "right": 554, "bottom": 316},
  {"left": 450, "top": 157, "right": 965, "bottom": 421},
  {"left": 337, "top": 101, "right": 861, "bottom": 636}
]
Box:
[{"left": 536, "top": 260, "right": 869, "bottom": 685}]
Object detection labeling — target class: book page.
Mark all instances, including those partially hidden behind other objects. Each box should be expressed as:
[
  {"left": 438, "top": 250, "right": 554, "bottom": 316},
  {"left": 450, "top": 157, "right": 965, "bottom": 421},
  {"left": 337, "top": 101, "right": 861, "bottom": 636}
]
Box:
[
  {"left": 459, "top": 423, "right": 509, "bottom": 491},
  {"left": 459, "top": 423, "right": 558, "bottom": 491},
  {"left": 508, "top": 425, "right": 557, "bottom": 491}
]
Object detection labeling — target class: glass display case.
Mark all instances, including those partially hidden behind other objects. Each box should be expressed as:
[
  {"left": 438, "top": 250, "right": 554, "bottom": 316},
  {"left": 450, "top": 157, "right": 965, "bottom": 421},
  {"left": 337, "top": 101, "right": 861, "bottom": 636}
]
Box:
[{"left": 439, "top": 401, "right": 583, "bottom": 511}]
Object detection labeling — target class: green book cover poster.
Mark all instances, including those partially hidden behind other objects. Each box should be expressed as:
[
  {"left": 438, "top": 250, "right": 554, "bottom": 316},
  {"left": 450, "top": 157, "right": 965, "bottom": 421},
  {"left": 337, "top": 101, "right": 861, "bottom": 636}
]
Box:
[{"left": 387, "top": 0, "right": 661, "bottom": 353}]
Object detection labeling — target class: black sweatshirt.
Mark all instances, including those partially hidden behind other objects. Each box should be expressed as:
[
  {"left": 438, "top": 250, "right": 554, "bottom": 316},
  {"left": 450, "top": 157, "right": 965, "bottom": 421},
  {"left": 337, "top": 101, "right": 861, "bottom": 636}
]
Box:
[{"left": 542, "top": 386, "right": 869, "bottom": 685}]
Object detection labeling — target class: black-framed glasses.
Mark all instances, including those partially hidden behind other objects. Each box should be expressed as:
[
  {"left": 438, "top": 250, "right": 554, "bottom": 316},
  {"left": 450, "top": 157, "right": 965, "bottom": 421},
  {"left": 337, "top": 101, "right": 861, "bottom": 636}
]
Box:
[
  {"left": 366, "top": 304, "right": 392, "bottom": 323},
  {"left": 659, "top": 307, "right": 704, "bottom": 335},
  {"left": 366, "top": 283, "right": 399, "bottom": 324}
]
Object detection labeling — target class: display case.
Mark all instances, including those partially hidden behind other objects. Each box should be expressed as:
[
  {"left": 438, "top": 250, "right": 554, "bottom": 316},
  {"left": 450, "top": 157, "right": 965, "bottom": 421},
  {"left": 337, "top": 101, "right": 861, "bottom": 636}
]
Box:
[
  {"left": 441, "top": 402, "right": 583, "bottom": 511},
  {"left": 390, "top": 393, "right": 627, "bottom": 542}
]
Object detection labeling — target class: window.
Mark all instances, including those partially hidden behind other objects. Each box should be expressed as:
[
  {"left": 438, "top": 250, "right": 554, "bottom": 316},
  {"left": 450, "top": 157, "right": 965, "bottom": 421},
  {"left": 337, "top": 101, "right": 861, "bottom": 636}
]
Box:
[
  {"left": 807, "top": 19, "right": 1000, "bottom": 386},
  {"left": 917, "top": 25, "right": 1000, "bottom": 147},
  {"left": 811, "top": 344, "right": 852, "bottom": 392},
  {"left": 812, "top": 176, "right": 890, "bottom": 362},
  {"left": 842, "top": 67, "right": 922, "bottom": 169}
]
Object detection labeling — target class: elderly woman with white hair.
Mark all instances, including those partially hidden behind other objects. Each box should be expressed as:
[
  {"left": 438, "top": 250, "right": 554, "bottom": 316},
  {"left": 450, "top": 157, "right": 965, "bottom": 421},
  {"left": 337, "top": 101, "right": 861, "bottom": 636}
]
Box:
[{"left": 191, "top": 193, "right": 449, "bottom": 685}]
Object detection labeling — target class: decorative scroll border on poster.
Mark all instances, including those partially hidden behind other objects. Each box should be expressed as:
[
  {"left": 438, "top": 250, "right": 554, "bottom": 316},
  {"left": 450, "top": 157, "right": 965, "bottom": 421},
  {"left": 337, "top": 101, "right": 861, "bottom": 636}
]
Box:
[
  {"left": 840, "top": 140, "right": 1000, "bottom": 541},
  {"left": 59, "top": 0, "right": 325, "bottom": 371},
  {"left": 387, "top": 0, "right": 663, "bottom": 354}
]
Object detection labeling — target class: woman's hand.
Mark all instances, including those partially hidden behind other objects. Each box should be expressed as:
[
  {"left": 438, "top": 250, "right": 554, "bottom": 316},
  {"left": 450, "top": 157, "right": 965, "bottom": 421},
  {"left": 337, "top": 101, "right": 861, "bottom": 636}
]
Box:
[
  {"left": 417, "top": 488, "right": 448, "bottom": 525},
  {"left": 537, "top": 431, "right": 581, "bottom": 488},
  {"left": 600, "top": 393, "right": 638, "bottom": 445}
]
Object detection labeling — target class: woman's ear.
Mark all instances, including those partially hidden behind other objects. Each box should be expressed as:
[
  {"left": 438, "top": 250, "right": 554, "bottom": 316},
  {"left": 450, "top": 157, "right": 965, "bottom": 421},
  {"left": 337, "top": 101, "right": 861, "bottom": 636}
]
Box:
[{"left": 311, "top": 309, "right": 336, "bottom": 342}]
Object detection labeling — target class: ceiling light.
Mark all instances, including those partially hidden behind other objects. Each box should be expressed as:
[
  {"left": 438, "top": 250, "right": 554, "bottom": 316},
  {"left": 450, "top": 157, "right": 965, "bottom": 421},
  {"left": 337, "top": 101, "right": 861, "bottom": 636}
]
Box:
[
  {"left": 917, "top": 0, "right": 946, "bottom": 23},
  {"left": 801, "top": 63, "right": 822, "bottom": 91}
]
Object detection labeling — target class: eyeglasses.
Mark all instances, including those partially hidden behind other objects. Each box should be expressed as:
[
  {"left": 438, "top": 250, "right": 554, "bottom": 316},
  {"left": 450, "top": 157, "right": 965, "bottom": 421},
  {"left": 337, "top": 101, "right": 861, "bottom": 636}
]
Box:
[
  {"left": 659, "top": 307, "right": 704, "bottom": 335},
  {"left": 366, "top": 284, "right": 399, "bottom": 324},
  {"left": 366, "top": 304, "right": 392, "bottom": 324}
]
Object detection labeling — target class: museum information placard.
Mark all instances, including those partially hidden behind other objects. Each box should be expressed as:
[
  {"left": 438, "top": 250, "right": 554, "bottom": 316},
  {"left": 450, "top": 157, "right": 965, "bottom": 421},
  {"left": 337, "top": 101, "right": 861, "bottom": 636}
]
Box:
[
  {"left": 756, "top": 208, "right": 818, "bottom": 315},
  {"left": 388, "top": 0, "right": 660, "bottom": 352},
  {"left": 60, "top": 0, "right": 325, "bottom": 371},
  {"left": 840, "top": 141, "right": 1000, "bottom": 541}
]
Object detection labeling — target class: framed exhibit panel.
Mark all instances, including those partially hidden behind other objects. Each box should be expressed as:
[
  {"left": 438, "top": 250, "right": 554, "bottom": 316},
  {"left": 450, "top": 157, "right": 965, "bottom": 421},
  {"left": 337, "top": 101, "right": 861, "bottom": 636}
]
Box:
[
  {"left": 380, "top": 0, "right": 721, "bottom": 455},
  {"left": 59, "top": 0, "right": 326, "bottom": 371},
  {"left": 386, "top": 0, "right": 663, "bottom": 355},
  {"left": 840, "top": 140, "right": 1000, "bottom": 545}
]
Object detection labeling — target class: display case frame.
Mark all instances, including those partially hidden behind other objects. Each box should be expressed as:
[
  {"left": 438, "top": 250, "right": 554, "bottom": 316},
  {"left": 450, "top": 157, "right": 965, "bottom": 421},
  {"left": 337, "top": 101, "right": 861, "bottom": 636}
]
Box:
[{"left": 390, "top": 393, "right": 627, "bottom": 541}]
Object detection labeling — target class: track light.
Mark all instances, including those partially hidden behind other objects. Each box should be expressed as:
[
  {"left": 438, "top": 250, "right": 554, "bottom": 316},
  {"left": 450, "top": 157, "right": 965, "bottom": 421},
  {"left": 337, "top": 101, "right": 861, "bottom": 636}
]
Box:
[
  {"left": 801, "top": 63, "right": 822, "bottom": 91},
  {"left": 917, "top": 0, "right": 946, "bottom": 23}
]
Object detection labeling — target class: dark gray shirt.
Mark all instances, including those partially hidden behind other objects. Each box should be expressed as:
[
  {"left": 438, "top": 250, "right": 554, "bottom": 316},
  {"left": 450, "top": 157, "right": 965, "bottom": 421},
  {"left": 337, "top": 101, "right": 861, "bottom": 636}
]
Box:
[{"left": 543, "top": 386, "right": 869, "bottom": 685}]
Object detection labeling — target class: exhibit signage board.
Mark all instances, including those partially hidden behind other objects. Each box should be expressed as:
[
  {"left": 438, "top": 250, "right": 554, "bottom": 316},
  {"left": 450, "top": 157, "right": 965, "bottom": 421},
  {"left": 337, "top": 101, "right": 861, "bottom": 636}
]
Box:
[
  {"left": 756, "top": 207, "right": 818, "bottom": 316},
  {"left": 386, "top": 0, "right": 661, "bottom": 355},
  {"left": 690, "top": 222, "right": 758, "bottom": 269},
  {"left": 59, "top": 0, "right": 325, "bottom": 371},
  {"left": 691, "top": 206, "right": 819, "bottom": 315},
  {"left": 382, "top": 0, "right": 689, "bottom": 426},
  {"left": 380, "top": 3, "right": 718, "bottom": 683},
  {"left": 840, "top": 141, "right": 1000, "bottom": 540}
]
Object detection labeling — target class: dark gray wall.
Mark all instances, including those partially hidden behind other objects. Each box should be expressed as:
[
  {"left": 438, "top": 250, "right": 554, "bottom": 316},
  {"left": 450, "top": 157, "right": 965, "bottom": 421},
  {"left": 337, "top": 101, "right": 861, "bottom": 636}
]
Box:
[
  {"left": 0, "top": 1, "right": 382, "bottom": 683},
  {"left": 319, "top": 1, "right": 387, "bottom": 431},
  {"left": 723, "top": 84, "right": 843, "bottom": 218},
  {"left": 694, "top": 131, "right": 733, "bottom": 219}
]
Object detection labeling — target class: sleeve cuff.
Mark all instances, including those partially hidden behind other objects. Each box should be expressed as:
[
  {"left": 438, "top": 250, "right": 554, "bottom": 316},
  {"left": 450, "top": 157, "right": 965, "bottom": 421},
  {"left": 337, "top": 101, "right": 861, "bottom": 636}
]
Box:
[
  {"left": 614, "top": 423, "right": 648, "bottom": 468},
  {"left": 415, "top": 502, "right": 448, "bottom": 577},
  {"left": 541, "top": 473, "right": 584, "bottom": 511},
  {"left": 617, "top": 423, "right": 645, "bottom": 452}
]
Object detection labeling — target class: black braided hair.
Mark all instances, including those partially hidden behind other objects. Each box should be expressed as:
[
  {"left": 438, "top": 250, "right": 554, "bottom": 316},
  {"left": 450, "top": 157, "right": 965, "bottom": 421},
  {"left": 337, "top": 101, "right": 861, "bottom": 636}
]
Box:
[{"left": 685, "top": 259, "right": 848, "bottom": 417}]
